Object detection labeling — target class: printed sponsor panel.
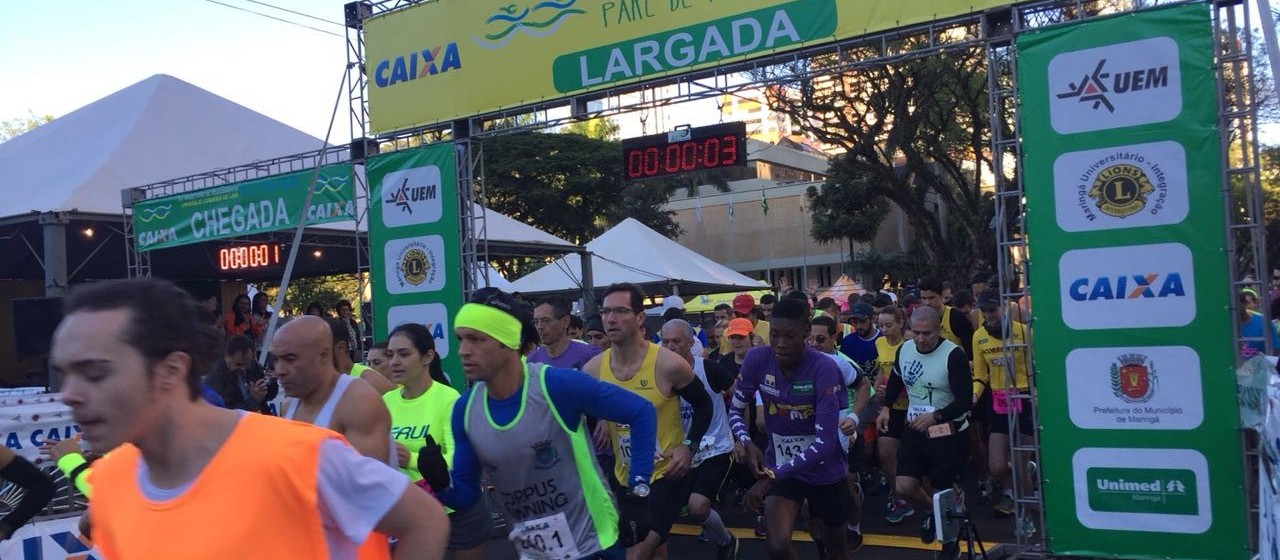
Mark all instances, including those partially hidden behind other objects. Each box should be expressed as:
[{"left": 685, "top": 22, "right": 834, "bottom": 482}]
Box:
[
  {"left": 386, "top": 303, "right": 452, "bottom": 358},
  {"left": 383, "top": 235, "right": 448, "bottom": 295},
  {"left": 1057, "top": 243, "right": 1196, "bottom": 330},
  {"left": 1065, "top": 346, "right": 1203, "bottom": 430},
  {"left": 1053, "top": 141, "right": 1188, "bottom": 232},
  {"left": 1047, "top": 36, "right": 1182, "bottom": 134},
  {"left": 380, "top": 164, "right": 444, "bottom": 228},
  {"left": 1072, "top": 447, "right": 1211, "bottom": 533}
]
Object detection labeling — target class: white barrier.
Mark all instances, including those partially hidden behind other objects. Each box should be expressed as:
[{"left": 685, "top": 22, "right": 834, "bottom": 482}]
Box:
[
  {"left": 0, "top": 515, "right": 99, "bottom": 559},
  {"left": 0, "top": 397, "right": 80, "bottom": 462}
]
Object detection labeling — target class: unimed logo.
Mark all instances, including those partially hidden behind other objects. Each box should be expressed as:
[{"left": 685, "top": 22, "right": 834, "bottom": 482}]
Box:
[
  {"left": 1047, "top": 36, "right": 1182, "bottom": 134},
  {"left": 1087, "top": 467, "right": 1198, "bottom": 515}
]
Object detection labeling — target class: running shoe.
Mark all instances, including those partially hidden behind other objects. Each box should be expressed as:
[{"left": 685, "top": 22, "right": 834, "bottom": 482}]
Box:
[
  {"left": 716, "top": 535, "right": 739, "bottom": 560},
  {"left": 885, "top": 497, "right": 915, "bottom": 524},
  {"left": 846, "top": 527, "right": 864, "bottom": 552},
  {"left": 994, "top": 494, "right": 1016, "bottom": 517}
]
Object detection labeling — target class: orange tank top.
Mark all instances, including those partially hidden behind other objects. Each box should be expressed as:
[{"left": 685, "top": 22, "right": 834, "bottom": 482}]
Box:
[{"left": 88, "top": 414, "right": 358, "bottom": 560}]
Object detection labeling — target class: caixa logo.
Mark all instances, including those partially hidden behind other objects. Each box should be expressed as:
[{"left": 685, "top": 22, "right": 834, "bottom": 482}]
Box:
[
  {"left": 1058, "top": 243, "right": 1196, "bottom": 330},
  {"left": 1067, "top": 273, "right": 1186, "bottom": 301},
  {"left": 373, "top": 44, "right": 462, "bottom": 88}
]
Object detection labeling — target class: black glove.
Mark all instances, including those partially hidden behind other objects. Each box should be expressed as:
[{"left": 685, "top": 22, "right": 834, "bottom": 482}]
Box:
[{"left": 415, "top": 435, "right": 451, "bottom": 492}]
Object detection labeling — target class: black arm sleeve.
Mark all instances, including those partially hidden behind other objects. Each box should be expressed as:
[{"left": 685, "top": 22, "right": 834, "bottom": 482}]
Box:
[
  {"left": 936, "top": 347, "right": 974, "bottom": 423},
  {"left": 675, "top": 376, "right": 713, "bottom": 451},
  {"left": 0, "top": 456, "right": 54, "bottom": 537},
  {"left": 951, "top": 309, "right": 976, "bottom": 359},
  {"left": 702, "top": 360, "right": 734, "bottom": 394}
]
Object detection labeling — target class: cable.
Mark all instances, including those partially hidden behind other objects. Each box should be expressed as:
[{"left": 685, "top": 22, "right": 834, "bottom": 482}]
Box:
[
  {"left": 239, "top": 0, "right": 343, "bottom": 27},
  {"left": 198, "top": 0, "right": 343, "bottom": 38}
]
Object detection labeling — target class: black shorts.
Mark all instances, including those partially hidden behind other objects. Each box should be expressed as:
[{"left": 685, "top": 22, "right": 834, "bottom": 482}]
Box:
[
  {"left": 447, "top": 498, "right": 495, "bottom": 550},
  {"left": 972, "top": 390, "right": 993, "bottom": 426},
  {"left": 990, "top": 398, "right": 1035, "bottom": 436},
  {"left": 896, "top": 429, "right": 969, "bottom": 489},
  {"left": 689, "top": 453, "right": 732, "bottom": 501},
  {"left": 882, "top": 408, "right": 908, "bottom": 440},
  {"left": 766, "top": 477, "right": 853, "bottom": 529},
  {"left": 613, "top": 475, "right": 693, "bottom": 547}
]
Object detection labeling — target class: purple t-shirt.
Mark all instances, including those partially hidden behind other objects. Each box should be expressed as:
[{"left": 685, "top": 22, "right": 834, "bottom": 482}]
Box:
[
  {"left": 527, "top": 340, "right": 602, "bottom": 370},
  {"left": 729, "top": 346, "right": 847, "bottom": 485}
]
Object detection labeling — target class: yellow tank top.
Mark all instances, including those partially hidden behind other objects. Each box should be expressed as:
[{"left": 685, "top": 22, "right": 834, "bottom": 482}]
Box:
[
  {"left": 939, "top": 306, "right": 963, "bottom": 348},
  {"left": 601, "top": 343, "right": 683, "bottom": 483},
  {"left": 874, "top": 337, "right": 908, "bottom": 410}
]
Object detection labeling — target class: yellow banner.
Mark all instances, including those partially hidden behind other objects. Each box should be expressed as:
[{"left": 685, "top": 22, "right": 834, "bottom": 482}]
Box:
[{"left": 364, "top": 0, "right": 1012, "bottom": 133}]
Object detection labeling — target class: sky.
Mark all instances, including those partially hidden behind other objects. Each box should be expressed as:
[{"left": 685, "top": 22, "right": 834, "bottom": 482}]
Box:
[{"left": 1, "top": 0, "right": 1274, "bottom": 147}]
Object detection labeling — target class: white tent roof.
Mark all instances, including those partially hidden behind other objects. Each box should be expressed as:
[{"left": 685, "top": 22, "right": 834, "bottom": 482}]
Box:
[
  {"left": 508, "top": 218, "right": 761, "bottom": 296},
  {"left": 0, "top": 74, "right": 326, "bottom": 219}
]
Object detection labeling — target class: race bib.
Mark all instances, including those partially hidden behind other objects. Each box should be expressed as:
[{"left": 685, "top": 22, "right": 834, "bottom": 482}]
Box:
[
  {"left": 907, "top": 404, "right": 936, "bottom": 422},
  {"left": 772, "top": 433, "right": 816, "bottom": 464},
  {"left": 992, "top": 389, "right": 1024, "bottom": 414},
  {"left": 510, "top": 512, "right": 580, "bottom": 560},
  {"left": 691, "top": 435, "right": 718, "bottom": 467},
  {"left": 616, "top": 433, "right": 632, "bottom": 467}
]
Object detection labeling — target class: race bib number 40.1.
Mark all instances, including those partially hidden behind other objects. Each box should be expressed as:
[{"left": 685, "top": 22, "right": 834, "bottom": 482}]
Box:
[
  {"left": 510, "top": 512, "right": 580, "bottom": 560},
  {"left": 772, "top": 433, "right": 816, "bottom": 464}
]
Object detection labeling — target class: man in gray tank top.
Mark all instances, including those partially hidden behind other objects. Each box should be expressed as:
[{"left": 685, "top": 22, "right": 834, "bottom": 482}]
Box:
[{"left": 421, "top": 290, "right": 660, "bottom": 560}]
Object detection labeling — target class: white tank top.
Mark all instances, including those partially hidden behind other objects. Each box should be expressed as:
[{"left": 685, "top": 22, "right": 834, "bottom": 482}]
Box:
[
  {"left": 283, "top": 374, "right": 397, "bottom": 465},
  {"left": 680, "top": 357, "right": 734, "bottom": 467}
]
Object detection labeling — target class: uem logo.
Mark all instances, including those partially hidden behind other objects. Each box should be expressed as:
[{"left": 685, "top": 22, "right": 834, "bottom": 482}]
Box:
[
  {"left": 373, "top": 43, "right": 462, "bottom": 88},
  {"left": 381, "top": 165, "right": 443, "bottom": 228},
  {"left": 1056, "top": 59, "right": 1170, "bottom": 113},
  {"left": 1067, "top": 272, "right": 1186, "bottom": 301},
  {"left": 1047, "top": 37, "right": 1182, "bottom": 134},
  {"left": 1058, "top": 243, "right": 1195, "bottom": 330}
]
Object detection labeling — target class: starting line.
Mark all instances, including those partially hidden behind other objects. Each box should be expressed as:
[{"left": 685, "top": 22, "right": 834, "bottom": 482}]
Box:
[{"left": 669, "top": 524, "right": 1003, "bottom": 552}]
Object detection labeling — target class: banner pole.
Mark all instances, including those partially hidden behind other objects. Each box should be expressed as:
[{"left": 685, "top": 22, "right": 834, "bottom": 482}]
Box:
[{"left": 258, "top": 68, "right": 351, "bottom": 367}]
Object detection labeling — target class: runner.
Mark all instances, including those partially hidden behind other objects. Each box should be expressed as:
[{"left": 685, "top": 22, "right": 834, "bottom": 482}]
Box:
[
  {"left": 427, "top": 289, "right": 659, "bottom": 560},
  {"left": 876, "top": 306, "right": 972, "bottom": 560},
  {"left": 384, "top": 323, "right": 493, "bottom": 560},
  {"left": 584, "top": 283, "right": 714, "bottom": 560},
  {"left": 873, "top": 307, "right": 914, "bottom": 523},
  {"left": 972, "top": 290, "right": 1034, "bottom": 517},
  {"left": 728, "top": 298, "right": 852, "bottom": 560},
  {"left": 273, "top": 316, "right": 396, "bottom": 560},
  {"left": 53, "top": 278, "right": 447, "bottom": 559},
  {"left": 327, "top": 317, "right": 396, "bottom": 394},
  {"left": 530, "top": 296, "right": 601, "bottom": 369},
  {"left": 810, "top": 315, "right": 869, "bottom": 550},
  {"left": 367, "top": 341, "right": 393, "bottom": 380},
  {"left": 658, "top": 319, "right": 739, "bottom": 560}
]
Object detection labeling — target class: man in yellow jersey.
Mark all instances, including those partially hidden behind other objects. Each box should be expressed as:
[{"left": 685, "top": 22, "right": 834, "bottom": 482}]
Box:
[
  {"left": 584, "top": 283, "right": 714, "bottom": 560},
  {"left": 52, "top": 278, "right": 447, "bottom": 560},
  {"left": 972, "top": 290, "right": 1034, "bottom": 518},
  {"left": 274, "top": 316, "right": 397, "bottom": 560},
  {"left": 326, "top": 317, "right": 396, "bottom": 393},
  {"left": 918, "top": 277, "right": 974, "bottom": 358}
]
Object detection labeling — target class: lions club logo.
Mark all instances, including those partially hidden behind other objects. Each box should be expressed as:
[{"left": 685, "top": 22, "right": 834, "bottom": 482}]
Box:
[
  {"left": 394, "top": 241, "right": 438, "bottom": 289},
  {"left": 1088, "top": 164, "right": 1155, "bottom": 218},
  {"left": 1110, "top": 353, "right": 1157, "bottom": 403}
]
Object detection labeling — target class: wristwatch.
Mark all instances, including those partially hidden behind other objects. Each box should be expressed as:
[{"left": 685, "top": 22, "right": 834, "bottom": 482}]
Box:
[
  {"left": 933, "top": 411, "right": 944, "bottom": 424},
  {"left": 632, "top": 483, "right": 650, "bottom": 498}
]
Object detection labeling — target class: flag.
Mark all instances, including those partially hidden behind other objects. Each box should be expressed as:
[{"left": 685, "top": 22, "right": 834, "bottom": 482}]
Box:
[
  {"left": 695, "top": 194, "right": 703, "bottom": 224},
  {"left": 761, "top": 190, "right": 769, "bottom": 215},
  {"left": 728, "top": 196, "right": 735, "bottom": 223}
]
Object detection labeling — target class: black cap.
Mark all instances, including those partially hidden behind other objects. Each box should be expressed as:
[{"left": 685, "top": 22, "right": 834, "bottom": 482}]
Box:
[
  {"left": 849, "top": 302, "right": 874, "bottom": 319},
  {"left": 585, "top": 316, "right": 604, "bottom": 334},
  {"left": 977, "top": 290, "right": 1001, "bottom": 310}
]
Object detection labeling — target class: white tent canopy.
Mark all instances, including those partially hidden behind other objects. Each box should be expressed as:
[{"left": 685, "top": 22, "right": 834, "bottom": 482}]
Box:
[
  {"left": 0, "top": 74, "right": 327, "bottom": 220},
  {"left": 508, "top": 218, "right": 761, "bottom": 297}
]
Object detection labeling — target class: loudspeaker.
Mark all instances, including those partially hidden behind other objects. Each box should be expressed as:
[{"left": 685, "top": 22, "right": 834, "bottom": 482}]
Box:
[{"left": 12, "top": 297, "right": 63, "bottom": 356}]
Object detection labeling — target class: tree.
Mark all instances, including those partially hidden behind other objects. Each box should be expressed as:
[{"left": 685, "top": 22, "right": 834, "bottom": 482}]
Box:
[
  {"left": 562, "top": 117, "right": 621, "bottom": 141},
  {"left": 1263, "top": 145, "right": 1280, "bottom": 272},
  {"left": 755, "top": 45, "right": 998, "bottom": 281},
  {"left": 1, "top": 112, "right": 54, "bottom": 142},
  {"left": 806, "top": 152, "right": 892, "bottom": 257}
]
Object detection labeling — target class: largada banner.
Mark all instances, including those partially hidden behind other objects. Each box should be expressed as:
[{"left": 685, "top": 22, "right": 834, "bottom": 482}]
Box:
[
  {"left": 1018, "top": 4, "right": 1248, "bottom": 559},
  {"left": 132, "top": 163, "right": 356, "bottom": 251},
  {"left": 363, "top": 0, "right": 1016, "bottom": 132},
  {"left": 367, "top": 143, "right": 463, "bottom": 387}
]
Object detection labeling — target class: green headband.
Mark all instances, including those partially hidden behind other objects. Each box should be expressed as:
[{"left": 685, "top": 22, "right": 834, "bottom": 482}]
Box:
[{"left": 455, "top": 303, "right": 522, "bottom": 350}]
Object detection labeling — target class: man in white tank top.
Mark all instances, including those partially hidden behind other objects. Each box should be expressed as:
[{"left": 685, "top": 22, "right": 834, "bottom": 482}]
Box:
[{"left": 273, "top": 316, "right": 394, "bottom": 464}]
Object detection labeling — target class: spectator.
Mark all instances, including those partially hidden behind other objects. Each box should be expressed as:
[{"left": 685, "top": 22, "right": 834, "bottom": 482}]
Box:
[
  {"left": 222, "top": 294, "right": 264, "bottom": 342},
  {"left": 204, "top": 335, "right": 275, "bottom": 413},
  {"left": 334, "top": 299, "right": 360, "bottom": 360}
]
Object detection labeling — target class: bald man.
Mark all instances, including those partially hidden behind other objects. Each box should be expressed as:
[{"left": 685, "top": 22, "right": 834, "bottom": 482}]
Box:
[
  {"left": 274, "top": 316, "right": 393, "bottom": 463},
  {"left": 273, "top": 316, "right": 398, "bottom": 560}
]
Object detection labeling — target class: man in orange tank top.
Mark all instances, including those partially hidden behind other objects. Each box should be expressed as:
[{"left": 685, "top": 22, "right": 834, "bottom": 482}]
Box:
[{"left": 51, "top": 278, "right": 449, "bottom": 560}]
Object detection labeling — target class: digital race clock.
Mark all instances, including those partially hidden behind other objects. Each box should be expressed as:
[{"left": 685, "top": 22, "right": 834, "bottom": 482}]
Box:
[
  {"left": 218, "top": 243, "right": 283, "bottom": 273},
  {"left": 621, "top": 122, "right": 747, "bottom": 180}
]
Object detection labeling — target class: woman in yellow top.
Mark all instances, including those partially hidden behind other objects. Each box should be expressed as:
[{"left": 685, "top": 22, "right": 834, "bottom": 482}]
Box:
[
  {"left": 872, "top": 306, "right": 913, "bottom": 523},
  {"left": 384, "top": 323, "right": 492, "bottom": 559}
]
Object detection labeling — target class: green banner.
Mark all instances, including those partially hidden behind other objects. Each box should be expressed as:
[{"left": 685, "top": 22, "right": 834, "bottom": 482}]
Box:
[
  {"left": 367, "top": 143, "right": 463, "bottom": 387},
  {"left": 1018, "top": 4, "right": 1247, "bottom": 559},
  {"left": 132, "top": 163, "right": 356, "bottom": 252}
]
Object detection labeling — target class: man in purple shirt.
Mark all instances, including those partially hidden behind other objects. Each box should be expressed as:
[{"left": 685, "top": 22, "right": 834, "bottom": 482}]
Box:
[
  {"left": 728, "top": 298, "right": 853, "bottom": 560},
  {"left": 528, "top": 295, "right": 601, "bottom": 369}
]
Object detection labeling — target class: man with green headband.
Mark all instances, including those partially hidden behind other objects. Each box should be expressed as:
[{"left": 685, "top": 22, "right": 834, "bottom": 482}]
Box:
[{"left": 427, "top": 290, "right": 658, "bottom": 560}]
